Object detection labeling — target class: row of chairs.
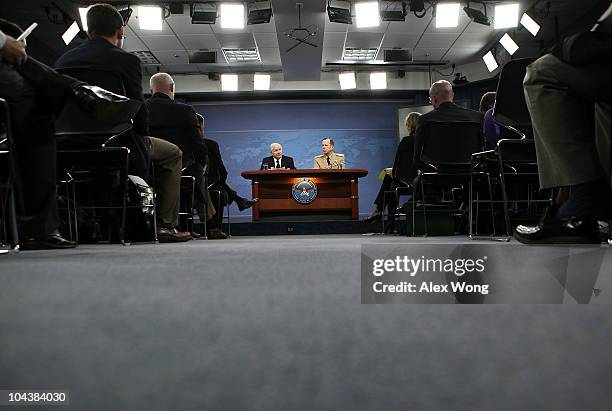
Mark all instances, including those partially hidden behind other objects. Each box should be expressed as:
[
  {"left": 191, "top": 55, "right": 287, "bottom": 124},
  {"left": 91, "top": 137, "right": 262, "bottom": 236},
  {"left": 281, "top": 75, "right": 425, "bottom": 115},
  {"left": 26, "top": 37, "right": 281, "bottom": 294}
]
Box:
[{"left": 382, "top": 58, "right": 546, "bottom": 239}]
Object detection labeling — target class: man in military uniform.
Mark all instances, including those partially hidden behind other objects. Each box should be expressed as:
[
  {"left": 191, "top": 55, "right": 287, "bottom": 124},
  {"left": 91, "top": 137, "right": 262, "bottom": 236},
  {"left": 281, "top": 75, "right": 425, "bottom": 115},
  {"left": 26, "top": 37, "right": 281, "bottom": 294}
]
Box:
[{"left": 313, "top": 137, "right": 345, "bottom": 169}]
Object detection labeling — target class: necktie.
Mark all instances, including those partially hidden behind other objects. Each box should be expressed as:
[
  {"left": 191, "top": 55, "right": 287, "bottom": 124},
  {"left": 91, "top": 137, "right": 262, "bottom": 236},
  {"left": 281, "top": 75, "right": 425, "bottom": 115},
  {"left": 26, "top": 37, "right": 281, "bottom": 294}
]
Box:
[
  {"left": 275, "top": 159, "right": 280, "bottom": 168},
  {"left": 327, "top": 157, "right": 331, "bottom": 167}
]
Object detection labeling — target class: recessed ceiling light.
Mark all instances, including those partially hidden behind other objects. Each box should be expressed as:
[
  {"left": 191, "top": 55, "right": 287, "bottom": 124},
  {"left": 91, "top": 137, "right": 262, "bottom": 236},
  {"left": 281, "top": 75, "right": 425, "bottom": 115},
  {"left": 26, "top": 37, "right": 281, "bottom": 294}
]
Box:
[
  {"left": 222, "top": 48, "right": 260, "bottom": 63},
  {"left": 79, "top": 7, "right": 90, "bottom": 31},
  {"left": 62, "top": 20, "right": 80, "bottom": 45},
  {"left": 220, "top": 3, "right": 245, "bottom": 29},
  {"left": 254, "top": 73, "right": 270, "bottom": 90},
  {"left": 499, "top": 33, "right": 519, "bottom": 55},
  {"left": 138, "top": 6, "right": 163, "bottom": 31},
  {"left": 355, "top": 1, "right": 380, "bottom": 28},
  {"left": 482, "top": 51, "right": 498, "bottom": 72},
  {"left": 343, "top": 48, "right": 378, "bottom": 61},
  {"left": 436, "top": 3, "right": 460, "bottom": 28},
  {"left": 494, "top": 3, "right": 519, "bottom": 29},
  {"left": 339, "top": 72, "right": 357, "bottom": 90},
  {"left": 520, "top": 13, "right": 540, "bottom": 36},
  {"left": 370, "top": 72, "right": 387, "bottom": 90},
  {"left": 221, "top": 73, "right": 239, "bottom": 91}
]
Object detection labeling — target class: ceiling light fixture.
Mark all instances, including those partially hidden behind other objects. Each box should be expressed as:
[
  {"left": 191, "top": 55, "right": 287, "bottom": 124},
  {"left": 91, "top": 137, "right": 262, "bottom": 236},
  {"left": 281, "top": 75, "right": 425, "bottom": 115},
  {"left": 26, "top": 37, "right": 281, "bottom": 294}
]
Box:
[
  {"left": 520, "top": 12, "right": 540, "bottom": 36},
  {"left": 499, "top": 33, "right": 519, "bottom": 55},
  {"left": 248, "top": 2, "right": 273, "bottom": 25},
  {"left": 370, "top": 72, "right": 387, "bottom": 90},
  {"left": 355, "top": 1, "right": 380, "bottom": 28},
  {"left": 221, "top": 73, "right": 239, "bottom": 91},
  {"left": 482, "top": 51, "right": 498, "bottom": 72},
  {"left": 62, "top": 20, "right": 80, "bottom": 45},
  {"left": 436, "top": 3, "right": 460, "bottom": 28},
  {"left": 339, "top": 72, "right": 356, "bottom": 90},
  {"left": 254, "top": 73, "right": 271, "bottom": 90},
  {"left": 190, "top": 3, "right": 217, "bottom": 24},
  {"left": 464, "top": 4, "right": 490, "bottom": 26},
  {"left": 220, "top": 3, "right": 245, "bottom": 29},
  {"left": 138, "top": 6, "right": 163, "bottom": 30},
  {"left": 78, "top": 7, "right": 90, "bottom": 31},
  {"left": 327, "top": 2, "right": 353, "bottom": 24},
  {"left": 494, "top": 3, "right": 519, "bottom": 29}
]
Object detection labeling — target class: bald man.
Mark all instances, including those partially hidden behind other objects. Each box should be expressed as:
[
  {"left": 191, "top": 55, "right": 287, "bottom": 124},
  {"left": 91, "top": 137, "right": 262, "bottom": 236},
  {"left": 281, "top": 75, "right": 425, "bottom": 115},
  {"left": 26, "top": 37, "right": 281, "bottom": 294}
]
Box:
[
  {"left": 146, "top": 72, "right": 207, "bottom": 168},
  {"left": 410, "top": 80, "right": 483, "bottom": 177}
]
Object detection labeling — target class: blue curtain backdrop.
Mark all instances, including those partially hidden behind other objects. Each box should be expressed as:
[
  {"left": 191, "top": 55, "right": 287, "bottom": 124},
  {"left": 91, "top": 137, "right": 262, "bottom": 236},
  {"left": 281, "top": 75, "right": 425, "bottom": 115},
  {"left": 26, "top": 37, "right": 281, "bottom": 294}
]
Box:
[{"left": 194, "top": 100, "right": 415, "bottom": 221}]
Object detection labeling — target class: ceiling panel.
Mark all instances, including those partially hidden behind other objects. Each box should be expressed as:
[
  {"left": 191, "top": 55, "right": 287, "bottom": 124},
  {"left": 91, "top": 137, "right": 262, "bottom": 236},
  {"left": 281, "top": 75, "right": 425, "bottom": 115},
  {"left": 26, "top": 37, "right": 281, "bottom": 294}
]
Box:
[
  {"left": 381, "top": 32, "right": 418, "bottom": 49},
  {"left": 127, "top": 18, "right": 174, "bottom": 36},
  {"left": 323, "top": 32, "right": 346, "bottom": 48},
  {"left": 324, "top": 19, "right": 350, "bottom": 33},
  {"left": 162, "top": 63, "right": 198, "bottom": 74},
  {"left": 122, "top": 35, "right": 147, "bottom": 52},
  {"left": 181, "top": 34, "right": 220, "bottom": 50},
  {"left": 412, "top": 48, "right": 447, "bottom": 61},
  {"left": 254, "top": 32, "right": 279, "bottom": 48},
  {"left": 442, "top": 47, "right": 482, "bottom": 64},
  {"left": 345, "top": 32, "right": 384, "bottom": 48},
  {"left": 418, "top": 33, "right": 459, "bottom": 48},
  {"left": 153, "top": 50, "right": 190, "bottom": 65},
  {"left": 387, "top": 17, "right": 433, "bottom": 34},
  {"left": 453, "top": 32, "right": 493, "bottom": 48},
  {"left": 166, "top": 16, "right": 214, "bottom": 35},
  {"left": 215, "top": 33, "right": 256, "bottom": 48},
  {"left": 322, "top": 47, "right": 343, "bottom": 62},
  {"left": 142, "top": 35, "right": 184, "bottom": 51},
  {"left": 257, "top": 48, "right": 282, "bottom": 66}
]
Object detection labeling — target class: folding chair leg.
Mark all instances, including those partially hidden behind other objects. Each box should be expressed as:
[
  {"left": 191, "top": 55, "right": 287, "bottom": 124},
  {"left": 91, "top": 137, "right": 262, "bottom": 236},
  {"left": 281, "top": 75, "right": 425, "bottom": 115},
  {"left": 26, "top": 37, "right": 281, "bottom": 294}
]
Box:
[
  {"left": 486, "top": 173, "right": 496, "bottom": 235},
  {"left": 420, "top": 177, "right": 428, "bottom": 237}
]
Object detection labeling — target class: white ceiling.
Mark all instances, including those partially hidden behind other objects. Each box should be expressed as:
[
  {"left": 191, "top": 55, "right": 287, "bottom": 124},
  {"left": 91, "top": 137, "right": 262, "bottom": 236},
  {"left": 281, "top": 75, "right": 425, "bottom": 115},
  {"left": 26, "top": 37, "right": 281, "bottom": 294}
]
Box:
[{"left": 121, "top": 1, "right": 499, "bottom": 76}]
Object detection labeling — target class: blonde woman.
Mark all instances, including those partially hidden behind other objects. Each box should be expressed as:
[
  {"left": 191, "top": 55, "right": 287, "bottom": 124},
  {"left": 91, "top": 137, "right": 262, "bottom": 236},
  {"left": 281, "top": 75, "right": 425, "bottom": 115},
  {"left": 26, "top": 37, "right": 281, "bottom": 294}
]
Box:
[{"left": 364, "top": 111, "right": 422, "bottom": 223}]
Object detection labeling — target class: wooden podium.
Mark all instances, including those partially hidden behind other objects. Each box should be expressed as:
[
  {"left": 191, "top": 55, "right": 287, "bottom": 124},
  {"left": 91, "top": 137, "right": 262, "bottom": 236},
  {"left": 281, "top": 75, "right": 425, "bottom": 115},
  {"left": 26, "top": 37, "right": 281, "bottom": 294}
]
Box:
[{"left": 241, "top": 169, "right": 368, "bottom": 221}]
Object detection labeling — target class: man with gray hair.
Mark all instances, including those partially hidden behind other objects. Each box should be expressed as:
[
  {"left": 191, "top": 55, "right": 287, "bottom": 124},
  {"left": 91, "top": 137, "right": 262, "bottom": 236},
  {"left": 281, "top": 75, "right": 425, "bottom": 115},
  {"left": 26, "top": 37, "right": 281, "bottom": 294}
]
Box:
[
  {"left": 410, "top": 80, "right": 483, "bottom": 177},
  {"left": 260, "top": 142, "right": 296, "bottom": 169}
]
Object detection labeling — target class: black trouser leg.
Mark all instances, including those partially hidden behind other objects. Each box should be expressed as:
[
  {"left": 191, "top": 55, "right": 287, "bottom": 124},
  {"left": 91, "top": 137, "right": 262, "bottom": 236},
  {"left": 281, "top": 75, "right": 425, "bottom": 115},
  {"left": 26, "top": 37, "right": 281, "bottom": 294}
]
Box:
[{"left": 208, "top": 189, "right": 227, "bottom": 229}]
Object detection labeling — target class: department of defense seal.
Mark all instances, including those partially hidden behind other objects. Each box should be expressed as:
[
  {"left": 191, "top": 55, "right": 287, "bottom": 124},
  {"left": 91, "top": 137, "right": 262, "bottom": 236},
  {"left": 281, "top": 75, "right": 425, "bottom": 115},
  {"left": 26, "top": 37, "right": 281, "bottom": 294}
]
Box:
[{"left": 292, "top": 178, "right": 317, "bottom": 204}]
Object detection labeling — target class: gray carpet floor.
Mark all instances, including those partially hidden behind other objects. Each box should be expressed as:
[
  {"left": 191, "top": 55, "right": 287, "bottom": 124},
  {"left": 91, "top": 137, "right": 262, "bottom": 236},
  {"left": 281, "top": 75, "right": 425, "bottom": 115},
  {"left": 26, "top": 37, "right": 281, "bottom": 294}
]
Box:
[{"left": 1, "top": 235, "right": 612, "bottom": 411}]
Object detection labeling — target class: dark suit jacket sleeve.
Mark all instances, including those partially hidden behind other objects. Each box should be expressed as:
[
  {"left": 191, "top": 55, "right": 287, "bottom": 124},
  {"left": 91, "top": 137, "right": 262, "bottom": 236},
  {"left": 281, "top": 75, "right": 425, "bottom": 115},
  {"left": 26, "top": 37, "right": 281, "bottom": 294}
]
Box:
[
  {"left": 260, "top": 157, "right": 270, "bottom": 170},
  {"left": 211, "top": 140, "right": 228, "bottom": 183},
  {"left": 122, "top": 53, "right": 149, "bottom": 136},
  {"left": 287, "top": 157, "right": 296, "bottom": 169},
  {"left": 393, "top": 136, "right": 414, "bottom": 182}
]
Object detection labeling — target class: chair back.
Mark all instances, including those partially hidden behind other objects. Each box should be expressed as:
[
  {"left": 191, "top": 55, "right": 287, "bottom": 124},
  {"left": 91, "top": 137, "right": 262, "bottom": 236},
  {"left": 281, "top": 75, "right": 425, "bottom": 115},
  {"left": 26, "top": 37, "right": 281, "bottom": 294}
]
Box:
[
  {"left": 421, "top": 121, "right": 483, "bottom": 166},
  {"left": 495, "top": 139, "right": 537, "bottom": 163},
  {"left": 493, "top": 58, "right": 536, "bottom": 138},
  {"left": 54, "top": 67, "right": 133, "bottom": 140}
]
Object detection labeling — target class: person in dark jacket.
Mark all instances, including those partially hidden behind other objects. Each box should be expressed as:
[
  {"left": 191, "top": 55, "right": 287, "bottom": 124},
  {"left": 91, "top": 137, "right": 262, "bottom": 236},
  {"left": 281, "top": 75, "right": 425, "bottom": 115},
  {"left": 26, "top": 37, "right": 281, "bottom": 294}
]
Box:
[
  {"left": 514, "top": 4, "right": 612, "bottom": 244},
  {"left": 364, "top": 112, "right": 421, "bottom": 223},
  {"left": 55, "top": 3, "right": 191, "bottom": 242},
  {"left": 260, "top": 143, "right": 296, "bottom": 169}
]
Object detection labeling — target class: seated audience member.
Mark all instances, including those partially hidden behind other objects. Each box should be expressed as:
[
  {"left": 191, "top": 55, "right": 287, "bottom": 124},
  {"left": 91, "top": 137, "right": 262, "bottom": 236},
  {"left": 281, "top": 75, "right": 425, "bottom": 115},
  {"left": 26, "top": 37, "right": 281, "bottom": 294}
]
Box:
[
  {"left": 0, "top": 20, "right": 132, "bottom": 249},
  {"left": 260, "top": 143, "right": 296, "bottom": 169},
  {"left": 480, "top": 92, "right": 501, "bottom": 149},
  {"left": 410, "top": 80, "right": 484, "bottom": 179},
  {"left": 313, "top": 138, "right": 345, "bottom": 169},
  {"left": 514, "top": 5, "right": 612, "bottom": 244},
  {"left": 55, "top": 3, "right": 191, "bottom": 243},
  {"left": 364, "top": 112, "right": 421, "bottom": 223},
  {"left": 197, "top": 114, "right": 257, "bottom": 240},
  {"left": 146, "top": 72, "right": 211, "bottom": 236}
]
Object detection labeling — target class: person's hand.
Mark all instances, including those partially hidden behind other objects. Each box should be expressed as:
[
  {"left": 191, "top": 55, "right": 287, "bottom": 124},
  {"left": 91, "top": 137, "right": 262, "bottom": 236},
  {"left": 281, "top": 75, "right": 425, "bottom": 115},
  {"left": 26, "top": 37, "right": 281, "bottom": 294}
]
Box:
[{"left": 1, "top": 36, "right": 27, "bottom": 65}]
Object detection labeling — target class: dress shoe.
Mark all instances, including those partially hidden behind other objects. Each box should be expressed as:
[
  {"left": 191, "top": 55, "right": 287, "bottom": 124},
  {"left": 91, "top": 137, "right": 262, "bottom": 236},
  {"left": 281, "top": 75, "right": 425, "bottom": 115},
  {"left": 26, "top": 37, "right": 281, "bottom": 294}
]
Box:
[
  {"left": 70, "top": 85, "right": 141, "bottom": 124},
  {"left": 363, "top": 209, "right": 382, "bottom": 223},
  {"left": 513, "top": 214, "right": 600, "bottom": 245},
  {"left": 20, "top": 231, "right": 78, "bottom": 250},
  {"left": 236, "top": 197, "right": 258, "bottom": 211},
  {"left": 157, "top": 227, "right": 192, "bottom": 243},
  {"left": 207, "top": 228, "right": 228, "bottom": 240}
]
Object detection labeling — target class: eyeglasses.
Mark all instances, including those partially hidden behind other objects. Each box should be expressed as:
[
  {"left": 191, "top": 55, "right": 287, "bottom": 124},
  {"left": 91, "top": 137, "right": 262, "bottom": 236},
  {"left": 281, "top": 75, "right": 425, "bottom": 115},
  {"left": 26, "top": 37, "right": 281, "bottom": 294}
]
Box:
[{"left": 428, "top": 96, "right": 432, "bottom": 103}]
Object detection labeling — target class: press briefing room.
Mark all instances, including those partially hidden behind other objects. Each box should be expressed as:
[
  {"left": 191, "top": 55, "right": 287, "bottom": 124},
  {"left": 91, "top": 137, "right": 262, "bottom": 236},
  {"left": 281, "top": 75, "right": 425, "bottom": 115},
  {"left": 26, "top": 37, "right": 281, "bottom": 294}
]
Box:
[{"left": 1, "top": 0, "right": 611, "bottom": 409}]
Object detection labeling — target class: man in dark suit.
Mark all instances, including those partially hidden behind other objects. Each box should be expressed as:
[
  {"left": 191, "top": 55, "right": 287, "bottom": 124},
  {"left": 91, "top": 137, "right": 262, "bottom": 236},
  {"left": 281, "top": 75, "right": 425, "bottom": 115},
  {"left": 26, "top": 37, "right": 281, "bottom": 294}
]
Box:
[
  {"left": 55, "top": 3, "right": 191, "bottom": 242},
  {"left": 260, "top": 143, "right": 296, "bottom": 169},
  {"left": 146, "top": 72, "right": 210, "bottom": 234},
  {"left": 196, "top": 114, "right": 256, "bottom": 239},
  {"left": 411, "top": 80, "right": 484, "bottom": 178}
]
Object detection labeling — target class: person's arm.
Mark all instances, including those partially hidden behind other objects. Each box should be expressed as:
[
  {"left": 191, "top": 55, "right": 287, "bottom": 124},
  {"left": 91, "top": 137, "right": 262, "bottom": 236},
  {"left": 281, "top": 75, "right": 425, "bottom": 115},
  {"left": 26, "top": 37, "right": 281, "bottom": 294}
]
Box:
[
  {"left": 186, "top": 107, "right": 208, "bottom": 164},
  {"left": 260, "top": 158, "right": 267, "bottom": 170},
  {"left": 122, "top": 54, "right": 149, "bottom": 135},
  {"left": 0, "top": 31, "right": 27, "bottom": 65},
  {"left": 289, "top": 157, "right": 296, "bottom": 169},
  {"left": 313, "top": 158, "right": 321, "bottom": 169}
]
